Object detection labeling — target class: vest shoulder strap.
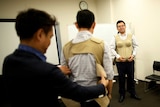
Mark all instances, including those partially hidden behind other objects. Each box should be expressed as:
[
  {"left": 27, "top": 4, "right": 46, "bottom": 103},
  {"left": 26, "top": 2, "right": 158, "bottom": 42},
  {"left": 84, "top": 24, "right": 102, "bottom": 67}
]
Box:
[{"left": 91, "top": 37, "right": 103, "bottom": 44}]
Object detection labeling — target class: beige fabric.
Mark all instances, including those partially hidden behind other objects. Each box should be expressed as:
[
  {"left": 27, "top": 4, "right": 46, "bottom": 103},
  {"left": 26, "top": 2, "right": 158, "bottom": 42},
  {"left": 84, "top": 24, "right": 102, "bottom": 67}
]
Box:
[
  {"left": 61, "top": 96, "right": 110, "bottom": 107},
  {"left": 63, "top": 37, "right": 104, "bottom": 65},
  {"left": 63, "top": 37, "right": 106, "bottom": 78},
  {"left": 96, "top": 63, "right": 107, "bottom": 78},
  {"left": 95, "top": 96, "right": 110, "bottom": 107},
  {"left": 115, "top": 33, "right": 133, "bottom": 62},
  {"left": 61, "top": 98, "right": 81, "bottom": 107}
]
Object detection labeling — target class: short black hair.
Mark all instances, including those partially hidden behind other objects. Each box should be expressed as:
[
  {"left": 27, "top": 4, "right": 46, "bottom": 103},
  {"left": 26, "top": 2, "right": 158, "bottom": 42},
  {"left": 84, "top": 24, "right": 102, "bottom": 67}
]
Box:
[
  {"left": 15, "top": 8, "right": 56, "bottom": 40},
  {"left": 116, "top": 20, "right": 126, "bottom": 27},
  {"left": 76, "top": 9, "right": 95, "bottom": 29}
]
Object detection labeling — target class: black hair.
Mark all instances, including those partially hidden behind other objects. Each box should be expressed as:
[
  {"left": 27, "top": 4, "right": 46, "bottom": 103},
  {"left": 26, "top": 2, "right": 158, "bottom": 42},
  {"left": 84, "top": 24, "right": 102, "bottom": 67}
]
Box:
[
  {"left": 76, "top": 9, "right": 95, "bottom": 29},
  {"left": 116, "top": 20, "right": 126, "bottom": 27},
  {"left": 15, "top": 8, "right": 56, "bottom": 40}
]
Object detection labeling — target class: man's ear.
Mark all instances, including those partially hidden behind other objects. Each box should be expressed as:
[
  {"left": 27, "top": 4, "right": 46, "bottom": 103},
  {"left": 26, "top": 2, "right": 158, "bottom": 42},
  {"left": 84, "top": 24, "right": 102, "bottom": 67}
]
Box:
[
  {"left": 91, "top": 22, "right": 96, "bottom": 29},
  {"left": 36, "top": 28, "right": 44, "bottom": 41},
  {"left": 74, "top": 22, "right": 79, "bottom": 29}
]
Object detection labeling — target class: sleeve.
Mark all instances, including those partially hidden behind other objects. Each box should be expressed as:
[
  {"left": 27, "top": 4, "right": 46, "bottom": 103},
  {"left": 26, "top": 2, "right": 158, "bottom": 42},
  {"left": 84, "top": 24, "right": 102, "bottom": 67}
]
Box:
[
  {"left": 110, "top": 36, "right": 120, "bottom": 59},
  {"left": 103, "top": 42, "right": 114, "bottom": 80},
  {"left": 60, "top": 49, "right": 67, "bottom": 65},
  {"left": 132, "top": 35, "right": 138, "bottom": 57},
  {"left": 50, "top": 66, "right": 106, "bottom": 102}
]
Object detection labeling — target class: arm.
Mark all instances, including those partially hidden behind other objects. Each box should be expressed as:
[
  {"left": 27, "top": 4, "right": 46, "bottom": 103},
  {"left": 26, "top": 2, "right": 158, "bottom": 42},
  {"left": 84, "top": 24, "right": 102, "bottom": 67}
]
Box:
[
  {"left": 110, "top": 36, "right": 120, "bottom": 59},
  {"left": 103, "top": 42, "right": 114, "bottom": 80},
  {"left": 60, "top": 51, "right": 67, "bottom": 66},
  {"left": 57, "top": 65, "right": 71, "bottom": 75},
  {"left": 132, "top": 35, "right": 138, "bottom": 57},
  {"left": 128, "top": 35, "right": 138, "bottom": 62},
  {"left": 51, "top": 66, "right": 107, "bottom": 102},
  {"left": 107, "top": 80, "right": 113, "bottom": 99},
  {"left": 103, "top": 42, "right": 114, "bottom": 99},
  {"left": 58, "top": 50, "right": 71, "bottom": 75}
]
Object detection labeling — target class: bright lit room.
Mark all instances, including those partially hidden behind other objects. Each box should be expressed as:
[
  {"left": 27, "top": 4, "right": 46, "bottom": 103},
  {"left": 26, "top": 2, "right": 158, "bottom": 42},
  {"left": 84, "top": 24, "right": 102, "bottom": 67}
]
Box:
[{"left": 0, "top": 0, "right": 160, "bottom": 107}]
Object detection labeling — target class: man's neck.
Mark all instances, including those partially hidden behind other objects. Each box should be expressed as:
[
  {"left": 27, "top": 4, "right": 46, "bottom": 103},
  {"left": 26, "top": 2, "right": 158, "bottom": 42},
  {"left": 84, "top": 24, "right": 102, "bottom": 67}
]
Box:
[
  {"left": 20, "top": 40, "right": 39, "bottom": 52},
  {"left": 78, "top": 28, "right": 93, "bottom": 34},
  {"left": 119, "top": 32, "right": 126, "bottom": 35}
]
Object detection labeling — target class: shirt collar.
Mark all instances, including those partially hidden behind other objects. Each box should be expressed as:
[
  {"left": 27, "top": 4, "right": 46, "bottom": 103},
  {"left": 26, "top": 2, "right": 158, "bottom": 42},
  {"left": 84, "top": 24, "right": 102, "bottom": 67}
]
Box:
[
  {"left": 72, "top": 31, "right": 92, "bottom": 43},
  {"left": 18, "top": 44, "right": 46, "bottom": 62},
  {"left": 118, "top": 32, "right": 126, "bottom": 36},
  {"left": 118, "top": 33, "right": 127, "bottom": 40}
]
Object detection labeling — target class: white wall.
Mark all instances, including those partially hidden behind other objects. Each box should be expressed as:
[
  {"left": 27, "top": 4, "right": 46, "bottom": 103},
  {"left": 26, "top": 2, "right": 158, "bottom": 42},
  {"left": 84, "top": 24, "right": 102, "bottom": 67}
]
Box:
[
  {"left": 1, "top": 0, "right": 160, "bottom": 80},
  {"left": 0, "top": 0, "right": 98, "bottom": 47},
  {"left": 96, "top": 0, "right": 112, "bottom": 23},
  {"left": 0, "top": 23, "right": 60, "bottom": 75},
  {"left": 108, "top": 0, "right": 160, "bottom": 80}
]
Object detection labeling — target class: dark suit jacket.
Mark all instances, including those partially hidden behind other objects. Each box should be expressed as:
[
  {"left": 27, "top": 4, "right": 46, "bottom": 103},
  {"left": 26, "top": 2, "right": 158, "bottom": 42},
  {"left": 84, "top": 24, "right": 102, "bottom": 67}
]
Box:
[{"left": 2, "top": 49, "right": 105, "bottom": 107}]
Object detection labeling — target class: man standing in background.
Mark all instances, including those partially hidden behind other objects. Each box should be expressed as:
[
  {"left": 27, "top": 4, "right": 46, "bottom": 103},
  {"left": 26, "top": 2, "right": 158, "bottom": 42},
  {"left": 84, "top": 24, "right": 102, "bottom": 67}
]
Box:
[
  {"left": 61, "top": 9, "right": 114, "bottom": 107},
  {"left": 110, "top": 20, "right": 140, "bottom": 103}
]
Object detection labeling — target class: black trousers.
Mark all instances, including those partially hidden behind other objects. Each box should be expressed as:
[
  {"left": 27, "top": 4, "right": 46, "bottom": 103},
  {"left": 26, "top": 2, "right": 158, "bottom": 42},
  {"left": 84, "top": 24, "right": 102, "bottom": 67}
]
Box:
[{"left": 116, "top": 61, "right": 136, "bottom": 96}]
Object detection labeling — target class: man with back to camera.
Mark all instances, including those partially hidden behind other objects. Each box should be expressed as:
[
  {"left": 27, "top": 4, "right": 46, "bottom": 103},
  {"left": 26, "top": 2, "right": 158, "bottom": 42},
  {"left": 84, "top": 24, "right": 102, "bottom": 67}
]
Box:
[
  {"left": 61, "top": 9, "right": 114, "bottom": 107},
  {"left": 110, "top": 20, "right": 141, "bottom": 103},
  {"left": 2, "top": 8, "right": 109, "bottom": 107}
]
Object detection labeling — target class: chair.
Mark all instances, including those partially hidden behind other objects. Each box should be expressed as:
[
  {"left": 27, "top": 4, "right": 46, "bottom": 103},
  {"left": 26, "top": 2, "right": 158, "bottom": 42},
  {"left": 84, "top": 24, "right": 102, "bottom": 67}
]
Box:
[{"left": 145, "top": 61, "right": 160, "bottom": 92}]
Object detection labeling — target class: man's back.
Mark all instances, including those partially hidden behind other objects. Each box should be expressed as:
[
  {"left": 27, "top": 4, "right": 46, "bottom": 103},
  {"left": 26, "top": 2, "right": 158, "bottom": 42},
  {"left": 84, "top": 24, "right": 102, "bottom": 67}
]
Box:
[
  {"left": 3, "top": 49, "right": 60, "bottom": 107},
  {"left": 68, "top": 53, "right": 97, "bottom": 86},
  {"left": 61, "top": 31, "right": 111, "bottom": 107},
  {"left": 62, "top": 32, "right": 104, "bottom": 86}
]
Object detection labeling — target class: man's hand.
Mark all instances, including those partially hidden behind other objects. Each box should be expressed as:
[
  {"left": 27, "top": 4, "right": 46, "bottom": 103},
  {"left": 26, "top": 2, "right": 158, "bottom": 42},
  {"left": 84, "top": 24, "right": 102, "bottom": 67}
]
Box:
[
  {"left": 99, "top": 75, "right": 109, "bottom": 87},
  {"left": 128, "top": 55, "right": 134, "bottom": 62},
  {"left": 107, "top": 93, "right": 112, "bottom": 100},
  {"left": 57, "top": 65, "right": 71, "bottom": 75},
  {"left": 118, "top": 57, "right": 126, "bottom": 62}
]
